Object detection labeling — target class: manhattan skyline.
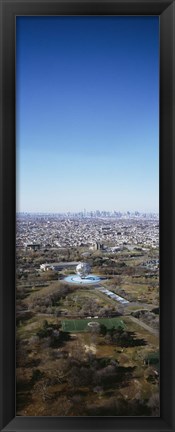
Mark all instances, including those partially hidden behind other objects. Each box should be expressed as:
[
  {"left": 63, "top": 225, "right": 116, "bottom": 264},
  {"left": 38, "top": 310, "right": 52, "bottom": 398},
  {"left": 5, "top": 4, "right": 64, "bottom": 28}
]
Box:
[{"left": 16, "top": 16, "right": 159, "bottom": 214}]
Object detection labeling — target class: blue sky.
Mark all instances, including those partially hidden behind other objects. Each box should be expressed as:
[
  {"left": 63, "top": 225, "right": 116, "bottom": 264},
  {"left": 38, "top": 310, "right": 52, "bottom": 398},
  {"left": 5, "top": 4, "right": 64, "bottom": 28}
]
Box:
[{"left": 16, "top": 16, "right": 159, "bottom": 213}]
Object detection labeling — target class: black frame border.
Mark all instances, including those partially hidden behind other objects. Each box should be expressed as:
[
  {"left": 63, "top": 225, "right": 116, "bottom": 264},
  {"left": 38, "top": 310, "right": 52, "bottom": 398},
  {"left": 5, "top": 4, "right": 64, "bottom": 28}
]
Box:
[{"left": 0, "top": 1, "right": 175, "bottom": 431}]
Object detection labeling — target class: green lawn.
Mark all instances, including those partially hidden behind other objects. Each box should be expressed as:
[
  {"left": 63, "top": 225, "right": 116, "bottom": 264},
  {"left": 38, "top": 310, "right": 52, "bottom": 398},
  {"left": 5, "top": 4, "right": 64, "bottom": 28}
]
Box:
[{"left": 61, "top": 317, "right": 125, "bottom": 332}]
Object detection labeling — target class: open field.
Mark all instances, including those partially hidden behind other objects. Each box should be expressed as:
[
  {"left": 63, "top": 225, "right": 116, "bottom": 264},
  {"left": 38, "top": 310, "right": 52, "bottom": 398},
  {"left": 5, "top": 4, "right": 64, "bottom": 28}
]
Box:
[{"left": 61, "top": 317, "right": 125, "bottom": 332}]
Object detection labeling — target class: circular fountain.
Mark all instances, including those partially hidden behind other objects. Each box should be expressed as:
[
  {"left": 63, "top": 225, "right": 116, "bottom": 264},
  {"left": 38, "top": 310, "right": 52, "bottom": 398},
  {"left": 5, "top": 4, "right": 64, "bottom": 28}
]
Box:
[{"left": 64, "top": 262, "right": 104, "bottom": 285}]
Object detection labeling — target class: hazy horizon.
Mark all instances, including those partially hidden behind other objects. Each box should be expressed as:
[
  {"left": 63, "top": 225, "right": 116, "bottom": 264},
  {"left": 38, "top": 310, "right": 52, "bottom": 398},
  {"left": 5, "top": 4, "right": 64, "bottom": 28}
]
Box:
[{"left": 16, "top": 209, "right": 159, "bottom": 215}]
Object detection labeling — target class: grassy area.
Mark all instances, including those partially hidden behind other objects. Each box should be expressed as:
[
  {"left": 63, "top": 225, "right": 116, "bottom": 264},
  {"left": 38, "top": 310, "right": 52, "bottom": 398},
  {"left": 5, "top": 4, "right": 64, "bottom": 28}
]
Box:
[
  {"left": 16, "top": 245, "right": 159, "bottom": 416},
  {"left": 122, "top": 316, "right": 159, "bottom": 346},
  {"left": 61, "top": 317, "right": 125, "bottom": 332}
]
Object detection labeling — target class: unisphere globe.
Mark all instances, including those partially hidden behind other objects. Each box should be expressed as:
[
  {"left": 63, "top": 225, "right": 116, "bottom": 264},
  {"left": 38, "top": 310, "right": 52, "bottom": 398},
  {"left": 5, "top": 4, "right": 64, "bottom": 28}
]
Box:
[{"left": 76, "top": 262, "right": 91, "bottom": 278}]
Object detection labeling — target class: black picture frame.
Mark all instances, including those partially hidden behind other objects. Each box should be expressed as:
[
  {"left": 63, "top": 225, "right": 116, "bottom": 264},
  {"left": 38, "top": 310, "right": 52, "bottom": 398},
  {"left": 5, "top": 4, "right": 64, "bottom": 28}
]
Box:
[{"left": 0, "top": 0, "right": 175, "bottom": 431}]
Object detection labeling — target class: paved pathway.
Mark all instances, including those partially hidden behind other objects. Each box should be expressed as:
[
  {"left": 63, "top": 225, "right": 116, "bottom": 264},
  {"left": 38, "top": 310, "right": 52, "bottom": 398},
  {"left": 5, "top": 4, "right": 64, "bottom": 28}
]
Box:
[{"left": 127, "top": 315, "right": 159, "bottom": 336}]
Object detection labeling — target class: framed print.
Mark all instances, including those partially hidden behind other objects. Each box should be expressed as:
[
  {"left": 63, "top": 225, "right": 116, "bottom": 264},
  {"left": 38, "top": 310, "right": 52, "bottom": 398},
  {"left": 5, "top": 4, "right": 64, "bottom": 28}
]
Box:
[{"left": 0, "top": 0, "right": 175, "bottom": 431}]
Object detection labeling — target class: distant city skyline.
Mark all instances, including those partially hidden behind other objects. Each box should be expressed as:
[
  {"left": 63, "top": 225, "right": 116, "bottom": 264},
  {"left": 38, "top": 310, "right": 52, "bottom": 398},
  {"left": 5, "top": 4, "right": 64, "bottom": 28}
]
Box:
[
  {"left": 17, "top": 209, "right": 159, "bottom": 218},
  {"left": 16, "top": 16, "right": 159, "bottom": 214}
]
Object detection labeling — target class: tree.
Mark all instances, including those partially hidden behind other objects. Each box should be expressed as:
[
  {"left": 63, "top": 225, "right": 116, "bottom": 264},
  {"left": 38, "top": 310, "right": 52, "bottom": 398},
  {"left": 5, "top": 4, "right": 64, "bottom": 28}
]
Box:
[{"left": 99, "top": 324, "right": 107, "bottom": 336}]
